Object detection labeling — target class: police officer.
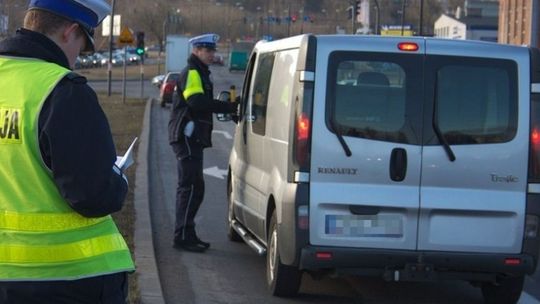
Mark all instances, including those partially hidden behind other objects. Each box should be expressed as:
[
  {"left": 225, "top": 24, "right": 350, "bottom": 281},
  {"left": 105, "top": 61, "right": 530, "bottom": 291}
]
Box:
[
  {"left": 0, "top": 0, "right": 134, "bottom": 303},
  {"left": 169, "top": 34, "right": 238, "bottom": 252}
]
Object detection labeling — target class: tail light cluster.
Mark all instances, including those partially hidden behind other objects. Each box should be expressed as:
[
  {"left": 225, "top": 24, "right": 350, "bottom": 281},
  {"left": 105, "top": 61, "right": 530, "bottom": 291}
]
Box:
[
  {"left": 295, "top": 113, "right": 311, "bottom": 168},
  {"left": 163, "top": 82, "right": 175, "bottom": 94},
  {"left": 529, "top": 96, "right": 540, "bottom": 181}
]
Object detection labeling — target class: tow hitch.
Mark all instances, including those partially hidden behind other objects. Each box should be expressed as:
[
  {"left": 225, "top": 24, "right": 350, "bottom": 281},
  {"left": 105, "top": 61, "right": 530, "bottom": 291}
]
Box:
[{"left": 384, "top": 263, "right": 437, "bottom": 282}]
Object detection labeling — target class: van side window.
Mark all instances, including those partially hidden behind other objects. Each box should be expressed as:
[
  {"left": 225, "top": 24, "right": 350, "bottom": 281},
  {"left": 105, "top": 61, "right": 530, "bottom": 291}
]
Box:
[
  {"left": 432, "top": 60, "right": 517, "bottom": 145},
  {"left": 327, "top": 52, "right": 423, "bottom": 145},
  {"left": 250, "top": 53, "right": 276, "bottom": 135}
]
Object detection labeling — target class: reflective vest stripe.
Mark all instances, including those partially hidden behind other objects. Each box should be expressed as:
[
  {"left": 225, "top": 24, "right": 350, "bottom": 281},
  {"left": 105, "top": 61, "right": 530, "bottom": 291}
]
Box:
[
  {"left": 0, "top": 210, "right": 108, "bottom": 232},
  {"left": 183, "top": 69, "right": 204, "bottom": 100},
  {"left": 0, "top": 234, "right": 128, "bottom": 263}
]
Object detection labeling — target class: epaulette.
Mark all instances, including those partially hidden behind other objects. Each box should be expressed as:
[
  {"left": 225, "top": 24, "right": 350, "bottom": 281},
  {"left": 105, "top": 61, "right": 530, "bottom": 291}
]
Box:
[{"left": 64, "top": 71, "right": 87, "bottom": 84}]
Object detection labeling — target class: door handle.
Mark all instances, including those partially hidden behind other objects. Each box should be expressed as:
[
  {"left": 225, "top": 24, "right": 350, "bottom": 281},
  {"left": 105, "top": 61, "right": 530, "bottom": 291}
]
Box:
[{"left": 390, "top": 148, "right": 407, "bottom": 182}]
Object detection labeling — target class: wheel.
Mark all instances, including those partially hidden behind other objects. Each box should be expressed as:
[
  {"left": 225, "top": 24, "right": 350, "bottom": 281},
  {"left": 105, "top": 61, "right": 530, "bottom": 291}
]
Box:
[
  {"left": 481, "top": 275, "right": 524, "bottom": 304},
  {"left": 266, "top": 211, "right": 302, "bottom": 297},
  {"left": 227, "top": 177, "right": 242, "bottom": 242}
]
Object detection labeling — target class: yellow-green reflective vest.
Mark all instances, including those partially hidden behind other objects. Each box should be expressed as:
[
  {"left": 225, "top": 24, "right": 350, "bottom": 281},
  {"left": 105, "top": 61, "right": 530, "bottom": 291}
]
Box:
[{"left": 0, "top": 56, "right": 134, "bottom": 280}]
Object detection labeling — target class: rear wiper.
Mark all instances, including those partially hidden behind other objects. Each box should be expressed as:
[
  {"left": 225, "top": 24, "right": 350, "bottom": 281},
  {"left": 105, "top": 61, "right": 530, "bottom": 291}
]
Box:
[
  {"left": 330, "top": 120, "right": 352, "bottom": 157},
  {"left": 432, "top": 78, "right": 456, "bottom": 162}
]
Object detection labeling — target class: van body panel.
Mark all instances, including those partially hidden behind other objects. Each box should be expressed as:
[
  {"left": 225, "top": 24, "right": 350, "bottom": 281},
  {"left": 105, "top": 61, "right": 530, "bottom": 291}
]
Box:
[
  {"left": 417, "top": 40, "right": 529, "bottom": 253},
  {"left": 231, "top": 45, "right": 300, "bottom": 241},
  {"left": 309, "top": 36, "right": 424, "bottom": 250}
]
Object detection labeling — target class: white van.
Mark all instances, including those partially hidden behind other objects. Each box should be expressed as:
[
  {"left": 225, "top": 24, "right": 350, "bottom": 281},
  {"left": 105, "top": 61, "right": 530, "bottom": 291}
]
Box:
[{"left": 220, "top": 34, "right": 540, "bottom": 303}]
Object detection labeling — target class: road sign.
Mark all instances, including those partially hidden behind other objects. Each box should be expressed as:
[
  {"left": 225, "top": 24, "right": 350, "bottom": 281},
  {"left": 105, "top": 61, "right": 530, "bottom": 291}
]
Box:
[
  {"left": 118, "top": 26, "right": 134, "bottom": 44},
  {"left": 102, "top": 15, "right": 121, "bottom": 36}
]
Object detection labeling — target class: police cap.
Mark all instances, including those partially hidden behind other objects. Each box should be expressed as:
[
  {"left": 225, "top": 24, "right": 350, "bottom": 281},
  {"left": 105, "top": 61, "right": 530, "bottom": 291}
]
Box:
[
  {"left": 28, "top": 0, "right": 111, "bottom": 53},
  {"left": 189, "top": 34, "right": 219, "bottom": 51}
]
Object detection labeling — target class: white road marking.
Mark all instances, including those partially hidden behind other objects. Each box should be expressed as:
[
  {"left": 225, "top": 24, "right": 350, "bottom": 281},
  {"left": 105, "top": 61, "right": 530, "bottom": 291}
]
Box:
[
  {"left": 203, "top": 166, "right": 227, "bottom": 180},
  {"left": 212, "top": 130, "right": 232, "bottom": 139}
]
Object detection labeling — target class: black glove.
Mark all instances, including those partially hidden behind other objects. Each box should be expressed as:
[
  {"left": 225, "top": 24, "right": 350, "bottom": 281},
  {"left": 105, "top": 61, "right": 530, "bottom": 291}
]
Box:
[{"left": 230, "top": 101, "right": 240, "bottom": 123}]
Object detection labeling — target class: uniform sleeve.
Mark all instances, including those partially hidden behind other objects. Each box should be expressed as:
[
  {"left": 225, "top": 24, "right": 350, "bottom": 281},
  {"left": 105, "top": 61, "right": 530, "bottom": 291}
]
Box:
[
  {"left": 38, "top": 77, "right": 128, "bottom": 218},
  {"left": 182, "top": 69, "right": 237, "bottom": 113}
]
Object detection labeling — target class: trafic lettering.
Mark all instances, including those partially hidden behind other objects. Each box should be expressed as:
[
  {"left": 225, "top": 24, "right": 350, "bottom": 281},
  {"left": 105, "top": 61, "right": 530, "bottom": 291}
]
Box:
[{"left": 490, "top": 174, "right": 518, "bottom": 183}]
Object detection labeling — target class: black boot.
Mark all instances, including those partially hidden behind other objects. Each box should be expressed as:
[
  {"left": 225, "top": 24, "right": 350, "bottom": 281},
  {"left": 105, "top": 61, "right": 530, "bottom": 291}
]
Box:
[
  {"left": 173, "top": 239, "right": 207, "bottom": 252},
  {"left": 195, "top": 236, "right": 210, "bottom": 249}
]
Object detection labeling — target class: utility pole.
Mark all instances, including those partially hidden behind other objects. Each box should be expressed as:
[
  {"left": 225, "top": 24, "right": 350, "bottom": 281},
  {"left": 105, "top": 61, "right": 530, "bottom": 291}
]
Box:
[
  {"left": 373, "top": 0, "right": 380, "bottom": 35},
  {"left": 350, "top": 1, "right": 355, "bottom": 34},
  {"left": 418, "top": 0, "right": 424, "bottom": 36},
  {"left": 400, "top": 0, "right": 407, "bottom": 36},
  {"left": 107, "top": 0, "right": 115, "bottom": 97}
]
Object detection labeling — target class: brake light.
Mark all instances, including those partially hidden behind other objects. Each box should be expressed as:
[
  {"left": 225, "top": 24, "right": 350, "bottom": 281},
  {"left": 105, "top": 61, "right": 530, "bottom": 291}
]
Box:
[
  {"left": 532, "top": 128, "right": 540, "bottom": 145},
  {"left": 295, "top": 113, "right": 311, "bottom": 167},
  {"left": 504, "top": 258, "right": 521, "bottom": 265},
  {"left": 316, "top": 252, "right": 333, "bottom": 260},
  {"left": 398, "top": 42, "right": 419, "bottom": 52},
  {"left": 529, "top": 98, "right": 540, "bottom": 180},
  {"left": 298, "top": 113, "right": 310, "bottom": 140}
]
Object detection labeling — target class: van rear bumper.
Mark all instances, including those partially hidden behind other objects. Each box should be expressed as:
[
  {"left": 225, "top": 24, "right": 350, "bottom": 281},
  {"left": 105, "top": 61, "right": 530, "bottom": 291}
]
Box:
[{"left": 299, "top": 246, "right": 536, "bottom": 280}]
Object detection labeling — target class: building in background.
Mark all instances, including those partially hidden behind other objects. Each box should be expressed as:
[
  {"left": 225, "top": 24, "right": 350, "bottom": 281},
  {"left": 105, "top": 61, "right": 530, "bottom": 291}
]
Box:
[
  {"left": 434, "top": 0, "right": 499, "bottom": 41},
  {"left": 498, "top": 0, "right": 539, "bottom": 48}
]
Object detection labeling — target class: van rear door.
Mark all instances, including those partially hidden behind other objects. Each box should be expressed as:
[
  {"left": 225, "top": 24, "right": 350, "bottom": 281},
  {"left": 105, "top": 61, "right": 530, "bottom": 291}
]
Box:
[
  {"left": 309, "top": 37, "right": 425, "bottom": 250},
  {"left": 417, "top": 40, "right": 527, "bottom": 253}
]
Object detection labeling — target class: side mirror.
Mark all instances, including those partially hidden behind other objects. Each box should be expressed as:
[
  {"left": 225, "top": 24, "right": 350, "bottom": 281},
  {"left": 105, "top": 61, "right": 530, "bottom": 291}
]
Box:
[
  {"left": 218, "top": 91, "right": 231, "bottom": 102},
  {"left": 216, "top": 91, "right": 232, "bottom": 121}
]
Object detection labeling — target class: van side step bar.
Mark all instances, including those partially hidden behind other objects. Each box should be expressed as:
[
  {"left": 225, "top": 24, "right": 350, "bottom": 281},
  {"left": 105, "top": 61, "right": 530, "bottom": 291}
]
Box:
[{"left": 231, "top": 220, "right": 267, "bottom": 256}]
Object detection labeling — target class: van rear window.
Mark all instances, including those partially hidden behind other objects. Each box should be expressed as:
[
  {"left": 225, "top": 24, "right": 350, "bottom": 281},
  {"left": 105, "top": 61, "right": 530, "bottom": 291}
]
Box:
[
  {"left": 327, "top": 51, "right": 423, "bottom": 145},
  {"left": 327, "top": 52, "right": 518, "bottom": 146},
  {"left": 426, "top": 56, "right": 518, "bottom": 145}
]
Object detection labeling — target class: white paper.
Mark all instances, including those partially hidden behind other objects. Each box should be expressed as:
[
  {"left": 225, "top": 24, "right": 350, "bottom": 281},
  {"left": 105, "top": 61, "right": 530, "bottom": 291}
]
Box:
[{"left": 115, "top": 137, "right": 138, "bottom": 170}]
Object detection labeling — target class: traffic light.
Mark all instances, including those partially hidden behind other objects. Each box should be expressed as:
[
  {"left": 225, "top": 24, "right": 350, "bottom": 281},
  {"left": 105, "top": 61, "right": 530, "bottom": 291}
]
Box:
[
  {"left": 136, "top": 31, "right": 145, "bottom": 57},
  {"left": 355, "top": 1, "right": 361, "bottom": 18}
]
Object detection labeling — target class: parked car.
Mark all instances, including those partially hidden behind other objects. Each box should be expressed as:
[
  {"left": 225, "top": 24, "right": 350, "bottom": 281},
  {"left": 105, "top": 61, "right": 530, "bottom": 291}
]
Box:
[
  {"left": 152, "top": 74, "right": 165, "bottom": 87},
  {"left": 212, "top": 53, "right": 224, "bottom": 65},
  {"left": 159, "top": 72, "right": 181, "bottom": 107},
  {"left": 219, "top": 34, "right": 540, "bottom": 302}
]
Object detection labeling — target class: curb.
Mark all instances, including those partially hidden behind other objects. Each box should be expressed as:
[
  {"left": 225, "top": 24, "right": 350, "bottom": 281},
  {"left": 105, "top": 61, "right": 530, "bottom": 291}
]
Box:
[{"left": 134, "top": 98, "right": 165, "bottom": 304}]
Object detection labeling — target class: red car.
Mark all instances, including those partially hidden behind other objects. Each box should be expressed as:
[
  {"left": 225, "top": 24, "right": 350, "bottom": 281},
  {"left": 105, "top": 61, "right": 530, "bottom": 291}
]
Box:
[{"left": 159, "top": 72, "right": 181, "bottom": 107}]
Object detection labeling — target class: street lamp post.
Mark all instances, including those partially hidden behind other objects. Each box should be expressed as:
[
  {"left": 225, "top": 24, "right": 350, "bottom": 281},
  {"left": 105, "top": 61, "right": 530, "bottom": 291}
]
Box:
[
  {"left": 418, "top": 0, "right": 424, "bottom": 36},
  {"left": 107, "top": 0, "right": 115, "bottom": 96},
  {"left": 373, "top": 0, "right": 380, "bottom": 35},
  {"left": 400, "top": 0, "right": 407, "bottom": 36}
]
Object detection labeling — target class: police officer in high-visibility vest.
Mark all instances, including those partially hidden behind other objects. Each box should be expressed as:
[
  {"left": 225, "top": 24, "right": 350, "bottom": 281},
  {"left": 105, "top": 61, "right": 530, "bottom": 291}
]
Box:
[
  {"left": 0, "top": 0, "right": 134, "bottom": 302},
  {"left": 169, "top": 34, "right": 238, "bottom": 252}
]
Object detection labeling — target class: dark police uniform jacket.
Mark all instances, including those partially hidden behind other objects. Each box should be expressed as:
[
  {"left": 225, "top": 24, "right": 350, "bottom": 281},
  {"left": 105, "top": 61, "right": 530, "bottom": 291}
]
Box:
[
  {"left": 0, "top": 28, "right": 128, "bottom": 217},
  {"left": 168, "top": 54, "right": 236, "bottom": 148}
]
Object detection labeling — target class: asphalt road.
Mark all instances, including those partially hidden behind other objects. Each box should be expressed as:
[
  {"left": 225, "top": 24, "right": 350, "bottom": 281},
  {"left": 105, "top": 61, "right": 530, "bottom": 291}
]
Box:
[{"left": 92, "top": 65, "right": 540, "bottom": 304}]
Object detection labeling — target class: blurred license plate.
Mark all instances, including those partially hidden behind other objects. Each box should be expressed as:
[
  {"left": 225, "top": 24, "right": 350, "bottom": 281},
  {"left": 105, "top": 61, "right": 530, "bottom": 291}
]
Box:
[{"left": 325, "top": 214, "right": 403, "bottom": 237}]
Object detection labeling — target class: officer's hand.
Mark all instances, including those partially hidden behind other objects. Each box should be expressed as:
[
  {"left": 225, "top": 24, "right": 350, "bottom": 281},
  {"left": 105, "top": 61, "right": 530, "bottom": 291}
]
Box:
[
  {"left": 230, "top": 102, "right": 240, "bottom": 123},
  {"left": 230, "top": 101, "right": 240, "bottom": 114}
]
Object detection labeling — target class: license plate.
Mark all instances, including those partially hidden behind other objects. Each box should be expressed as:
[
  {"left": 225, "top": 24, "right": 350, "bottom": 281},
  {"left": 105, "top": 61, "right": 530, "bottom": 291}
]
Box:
[{"left": 325, "top": 214, "right": 403, "bottom": 237}]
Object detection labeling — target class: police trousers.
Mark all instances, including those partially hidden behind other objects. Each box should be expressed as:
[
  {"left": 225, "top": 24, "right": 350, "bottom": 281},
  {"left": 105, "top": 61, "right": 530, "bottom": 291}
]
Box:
[
  {"left": 0, "top": 272, "right": 128, "bottom": 304},
  {"left": 171, "top": 137, "right": 205, "bottom": 242}
]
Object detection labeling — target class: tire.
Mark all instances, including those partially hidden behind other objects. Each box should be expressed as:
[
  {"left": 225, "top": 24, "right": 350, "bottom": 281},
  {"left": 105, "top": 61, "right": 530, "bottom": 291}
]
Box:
[
  {"left": 267, "top": 211, "right": 302, "bottom": 297},
  {"left": 481, "top": 275, "right": 524, "bottom": 304},
  {"left": 227, "top": 178, "right": 242, "bottom": 242}
]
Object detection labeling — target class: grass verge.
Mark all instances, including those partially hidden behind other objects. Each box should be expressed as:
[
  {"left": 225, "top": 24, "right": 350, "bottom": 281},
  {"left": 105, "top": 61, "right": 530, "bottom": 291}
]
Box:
[
  {"left": 76, "top": 62, "right": 162, "bottom": 81},
  {"left": 98, "top": 93, "right": 146, "bottom": 304}
]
